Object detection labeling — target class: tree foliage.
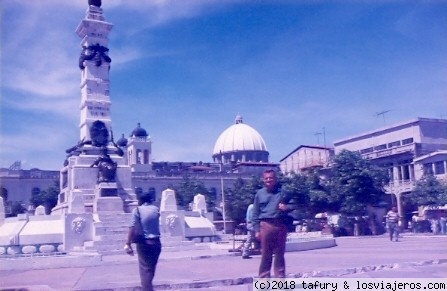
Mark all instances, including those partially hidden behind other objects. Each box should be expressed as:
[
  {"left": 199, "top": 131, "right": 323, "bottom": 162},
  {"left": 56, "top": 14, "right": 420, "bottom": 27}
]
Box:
[
  {"left": 304, "top": 169, "right": 339, "bottom": 215},
  {"left": 406, "top": 173, "right": 447, "bottom": 206},
  {"left": 328, "top": 150, "right": 388, "bottom": 216},
  {"left": 279, "top": 171, "right": 310, "bottom": 219},
  {"left": 29, "top": 180, "right": 59, "bottom": 214},
  {"left": 225, "top": 176, "right": 262, "bottom": 225},
  {"left": 172, "top": 175, "right": 214, "bottom": 210},
  {"left": 8, "top": 201, "right": 26, "bottom": 217}
]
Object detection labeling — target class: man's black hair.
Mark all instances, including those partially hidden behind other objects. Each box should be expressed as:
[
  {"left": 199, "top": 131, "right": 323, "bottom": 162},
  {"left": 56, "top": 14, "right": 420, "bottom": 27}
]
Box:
[{"left": 139, "top": 191, "right": 154, "bottom": 205}]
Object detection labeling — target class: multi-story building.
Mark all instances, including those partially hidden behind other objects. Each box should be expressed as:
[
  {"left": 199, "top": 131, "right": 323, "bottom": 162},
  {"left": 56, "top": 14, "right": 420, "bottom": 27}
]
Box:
[
  {"left": 333, "top": 117, "right": 447, "bottom": 218},
  {"left": 0, "top": 162, "right": 59, "bottom": 215},
  {"left": 413, "top": 150, "right": 447, "bottom": 182},
  {"left": 279, "top": 145, "right": 334, "bottom": 174}
]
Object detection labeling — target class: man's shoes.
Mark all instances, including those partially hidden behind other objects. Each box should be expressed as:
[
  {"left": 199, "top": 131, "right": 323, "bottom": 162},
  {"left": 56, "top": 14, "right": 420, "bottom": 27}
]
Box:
[{"left": 242, "top": 255, "right": 252, "bottom": 259}]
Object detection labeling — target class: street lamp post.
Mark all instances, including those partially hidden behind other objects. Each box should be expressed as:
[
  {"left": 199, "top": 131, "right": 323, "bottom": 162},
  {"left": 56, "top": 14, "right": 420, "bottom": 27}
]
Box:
[{"left": 220, "top": 171, "right": 227, "bottom": 233}]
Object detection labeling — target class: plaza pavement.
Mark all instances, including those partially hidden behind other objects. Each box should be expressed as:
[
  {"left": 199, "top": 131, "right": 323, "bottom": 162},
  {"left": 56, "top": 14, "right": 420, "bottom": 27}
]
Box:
[{"left": 0, "top": 234, "right": 446, "bottom": 291}]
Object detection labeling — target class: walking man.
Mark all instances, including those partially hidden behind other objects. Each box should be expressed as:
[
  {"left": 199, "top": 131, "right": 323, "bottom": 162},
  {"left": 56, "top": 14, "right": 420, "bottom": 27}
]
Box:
[
  {"left": 386, "top": 206, "right": 400, "bottom": 242},
  {"left": 125, "top": 192, "right": 162, "bottom": 291},
  {"left": 252, "top": 169, "right": 294, "bottom": 278}
]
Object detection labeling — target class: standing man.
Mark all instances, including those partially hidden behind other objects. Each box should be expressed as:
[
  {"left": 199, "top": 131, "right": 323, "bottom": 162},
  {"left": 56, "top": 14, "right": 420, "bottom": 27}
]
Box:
[
  {"left": 242, "top": 203, "right": 257, "bottom": 259},
  {"left": 125, "top": 192, "right": 162, "bottom": 291},
  {"left": 252, "top": 169, "right": 294, "bottom": 278},
  {"left": 386, "top": 206, "right": 400, "bottom": 242}
]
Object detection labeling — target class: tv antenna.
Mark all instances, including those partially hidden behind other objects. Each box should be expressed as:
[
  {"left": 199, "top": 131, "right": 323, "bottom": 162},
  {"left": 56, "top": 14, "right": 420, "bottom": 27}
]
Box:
[
  {"left": 375, "top": 110, "right": 390, "bottom": 124},
  {"left": 314, "top": 132, "right": 322, "bottom": 145},
  {"left": 314, "top": 127, "right": 327, "bottom": 147}
]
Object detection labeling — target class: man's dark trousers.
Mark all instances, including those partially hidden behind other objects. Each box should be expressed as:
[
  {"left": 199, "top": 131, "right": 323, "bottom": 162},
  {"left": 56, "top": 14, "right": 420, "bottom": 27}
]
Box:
[
  {"left": 136, "top": 239, "right": 162, "bottom": 291},
  {"left": 258, "top": 220, "right": 288, "bottom": 278}
]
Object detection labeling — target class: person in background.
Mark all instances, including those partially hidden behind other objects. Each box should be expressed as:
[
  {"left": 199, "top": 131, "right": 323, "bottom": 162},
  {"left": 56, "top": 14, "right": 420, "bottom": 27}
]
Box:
[
  {"left": 125, "top": 192, "right": 162, "bottom": 291},
  {"left": 386, "top": 206, "right": 400, "bottom": 242},
  {"left": 242, "top": 203, "right": 257, "bottom": 259},
  {"left": 440, "top": 214, "right": 446, "bottom": 235},
  {"left": 252, "top": 169, "right": 294, "bottom": 278}
]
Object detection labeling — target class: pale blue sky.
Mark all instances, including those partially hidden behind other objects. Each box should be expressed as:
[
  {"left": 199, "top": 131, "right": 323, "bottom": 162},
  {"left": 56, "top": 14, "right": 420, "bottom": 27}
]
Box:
[{"left": 1, "top": 0, "right": 446, "bottom": 170}]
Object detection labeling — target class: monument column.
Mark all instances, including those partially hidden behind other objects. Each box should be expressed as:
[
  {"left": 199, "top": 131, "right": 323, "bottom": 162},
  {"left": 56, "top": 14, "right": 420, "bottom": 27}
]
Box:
[
  {"left": 76, "top": 3, "right": 113, "bottom": 143},
  {"left": 54, "top": 0, "right": 136, "bottom": 216}
]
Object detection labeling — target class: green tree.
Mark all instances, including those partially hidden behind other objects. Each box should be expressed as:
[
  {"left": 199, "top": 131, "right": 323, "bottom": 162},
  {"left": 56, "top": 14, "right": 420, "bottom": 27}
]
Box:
[
  {"left": 225, "top": 176, "right": 262, "bottom": 225},
  {"left": 206, "top": 187, "right": 218, "bottom": 212},
  {"left": 406, "top": 173, "right": 447, "bottom": 206},
  {"left": 30, "top": 180, "right": 59, "bottom": 214},
  {"left": 8, "top": 201, "right": 26, "bottom": 217},
  {"left": 329, "top": 150, "right": 388, "bottom": 216},
  {"left": 172, "top": 175, "right": 211, "bottom": 210},
  {"left": 280, "top": 171, "right": 310, "bottom": 220}
]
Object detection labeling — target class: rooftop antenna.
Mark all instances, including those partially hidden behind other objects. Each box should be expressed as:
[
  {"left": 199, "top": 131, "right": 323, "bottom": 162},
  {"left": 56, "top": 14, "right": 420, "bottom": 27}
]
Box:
[
  {"left": 8, "top": 160, "right": 21, "bottom": 170},
  {"left": 375, "top": 110, "right": 390, "bottom": 124},
  {"left": 314, "top": 132, "right": 322, "bottom": 145}
]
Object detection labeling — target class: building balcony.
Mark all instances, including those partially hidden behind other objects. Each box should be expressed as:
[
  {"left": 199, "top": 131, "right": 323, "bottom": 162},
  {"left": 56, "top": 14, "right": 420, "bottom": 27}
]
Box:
[
  {"left": 362, "top": 144, "right": 415, "bottom": 160},
  {"left": 384, "top": 179, "right": 416, "bottom": 194}
]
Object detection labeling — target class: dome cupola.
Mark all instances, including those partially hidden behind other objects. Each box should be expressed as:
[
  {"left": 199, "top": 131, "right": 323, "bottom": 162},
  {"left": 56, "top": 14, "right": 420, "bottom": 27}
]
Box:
[
  {"left": 116, "top": 133, "right": 128, "bottom": 147},
  {"left": 212, "top": 115, "right": 269, "bottom": 164},
  {"left": 130, "top": 123, "right": 148, "bottom": 138}
]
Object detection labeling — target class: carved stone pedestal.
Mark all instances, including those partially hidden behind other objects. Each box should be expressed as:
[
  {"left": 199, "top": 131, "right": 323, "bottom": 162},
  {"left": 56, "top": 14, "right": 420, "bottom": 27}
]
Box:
[{"left": 93, "top": 183, "right": 122, "bottom": 212}]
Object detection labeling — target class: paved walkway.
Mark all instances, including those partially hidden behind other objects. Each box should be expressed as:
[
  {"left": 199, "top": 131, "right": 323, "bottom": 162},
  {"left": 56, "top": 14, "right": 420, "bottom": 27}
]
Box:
[{"left": 0, "top": 234, "right": 446, "bottom": 290}]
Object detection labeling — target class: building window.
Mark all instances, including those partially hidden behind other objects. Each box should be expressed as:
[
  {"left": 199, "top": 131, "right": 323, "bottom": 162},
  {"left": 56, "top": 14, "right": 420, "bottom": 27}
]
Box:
[
  {"left": 402, "top": 138, "right": 414, "bottom": 145},
  {"left": 144, "top": 150, "right": 149, "bottom": 164},
  {"left": 434, "top": 161, "right": 445, "bottom": 175},
  {"left": 374, "top": 144, "right": 387, "bottom": 151},
  {"left": 136, "top": 150, "right": 142, "bottom": 164},
  {"left": 360, "top": 147, "right": 373, "bottom": 154},
  {"left": 423, "top": 163, "right": 433, "bottom": 175},
  {"left": 388, "top": 141, "right": 401, "bottom": 148}
]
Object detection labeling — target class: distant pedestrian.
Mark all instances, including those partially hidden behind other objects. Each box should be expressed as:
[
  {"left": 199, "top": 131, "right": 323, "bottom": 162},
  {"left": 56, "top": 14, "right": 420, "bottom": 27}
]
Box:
[
  {"left": 386, "top": 206, "right": 400, "bottom": 242},
  {"left": 440, "top": 215, "right": 446, "bottom": 235},
  {"left": 252, "top": 169, "right": 294, "bottom": 278},
  {"left": 242, "top": 203, "right": 258, "bottom": 259},
  {"left": 125, "top": 192, "right": 162, "bottom": 291},
  {"left": 430, "top": 218, "right": 440, "bottom": 235}
]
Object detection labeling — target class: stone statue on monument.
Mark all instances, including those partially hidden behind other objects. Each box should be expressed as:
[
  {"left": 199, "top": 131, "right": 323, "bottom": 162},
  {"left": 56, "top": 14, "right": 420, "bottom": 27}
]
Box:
[
  {"left": 90, "top": 146, "right": 117, "bottom": 183},
  {"left": 88, "top": 0, "right": 101, "bottom": 8}
]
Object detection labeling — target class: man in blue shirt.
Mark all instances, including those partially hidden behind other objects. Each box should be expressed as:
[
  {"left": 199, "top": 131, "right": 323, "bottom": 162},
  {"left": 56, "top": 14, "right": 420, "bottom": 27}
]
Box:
[
  {"left": 252, "top": 169, "right": 294, "bottom": 278},
  {"left": 242, "top": 203, "right": 256, "bottom": 259},
  {"left": 125, "top": 192, "right": 162, "bottom": 291}
]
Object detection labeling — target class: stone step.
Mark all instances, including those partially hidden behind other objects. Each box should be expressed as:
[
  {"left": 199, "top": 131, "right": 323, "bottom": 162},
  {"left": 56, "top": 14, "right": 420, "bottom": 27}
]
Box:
[
  {"left": 94, "top": 226, "right": 128, "bottom": 236},
  {"left": 91, "top": 238, "right": 127, "bottom": 247},
  {"left": 87, "top": 242, "right": 123, "bottom": 252},
  {"left": 97, "top": 233, "right": 128, "bottom": 241},
  {"left": 96, "top": 213, "right": 133, "bottom": 221},
  {"left": 95, "top": 222, "right": 131, "bottom": 227},
  {"left": 96, "top": 220, "right": 132, "bottom": 226}
]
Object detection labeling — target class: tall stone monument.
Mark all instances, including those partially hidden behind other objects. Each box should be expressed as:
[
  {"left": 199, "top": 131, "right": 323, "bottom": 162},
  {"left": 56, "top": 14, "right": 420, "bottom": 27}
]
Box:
[
  {"left": 53, "top": 1, "right": 136, "bottom": 216},
  {"left": 48, "top": 0, "right": 137, "bottom": 255}
]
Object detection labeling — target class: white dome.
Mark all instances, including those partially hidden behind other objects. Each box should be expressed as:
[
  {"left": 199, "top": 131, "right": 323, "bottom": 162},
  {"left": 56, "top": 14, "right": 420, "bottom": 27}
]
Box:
[{"left": 213, "top": 115, "right": 268, "bottom": 155}]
